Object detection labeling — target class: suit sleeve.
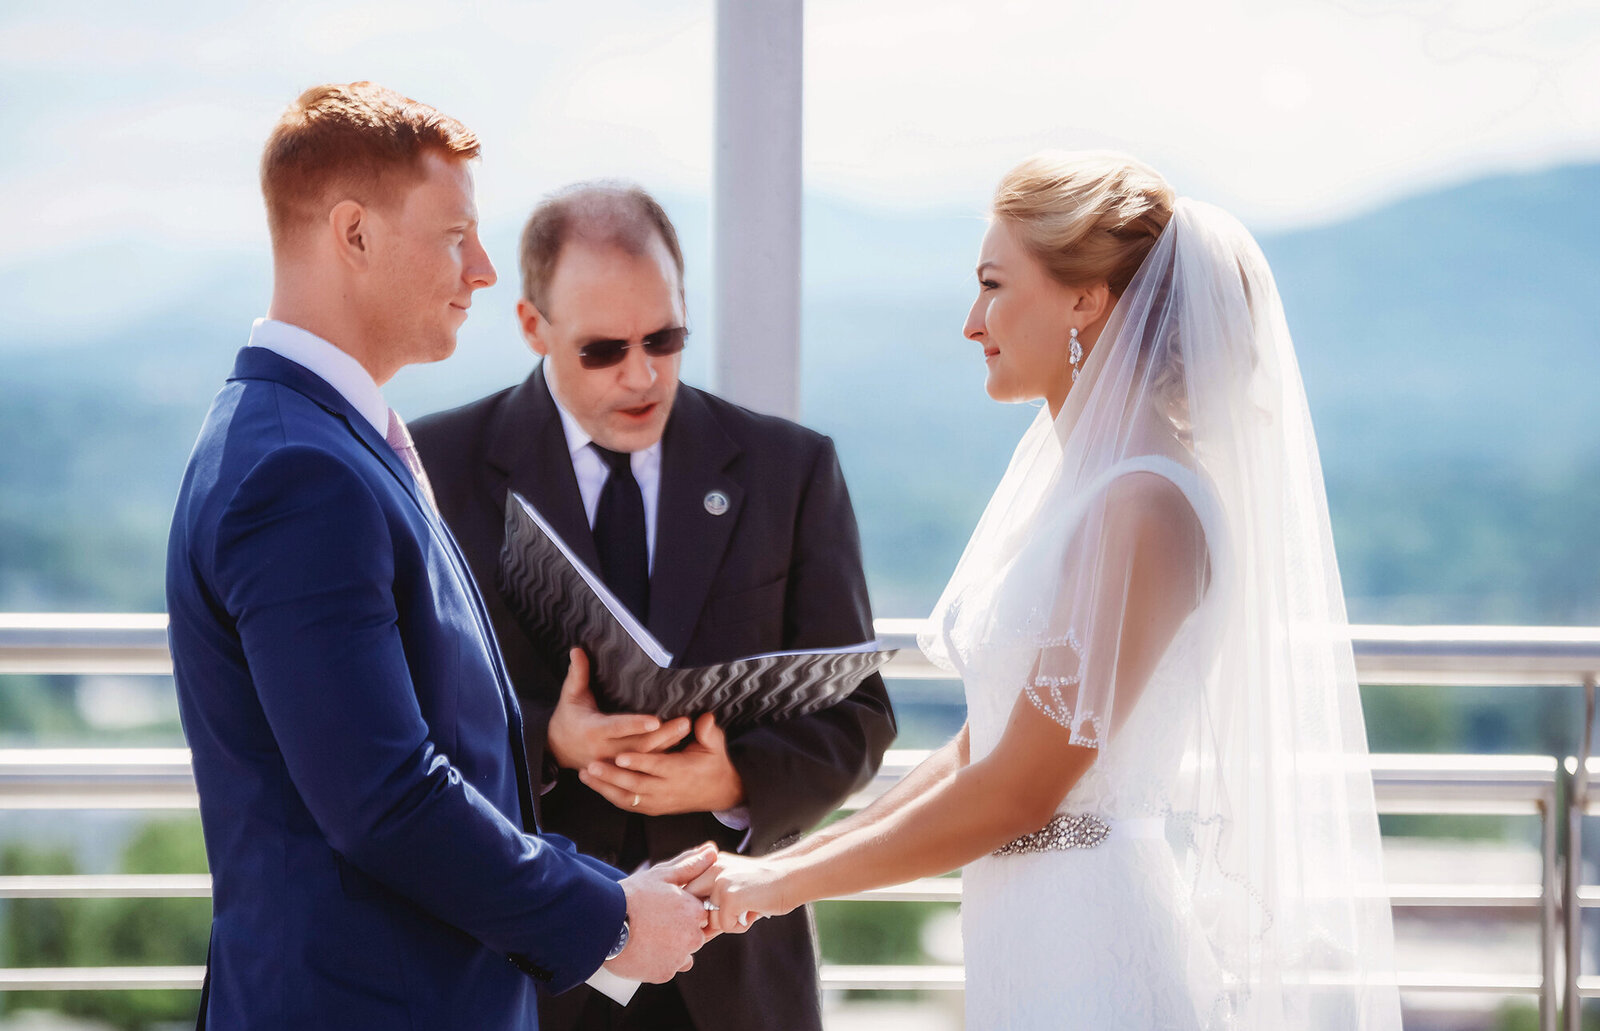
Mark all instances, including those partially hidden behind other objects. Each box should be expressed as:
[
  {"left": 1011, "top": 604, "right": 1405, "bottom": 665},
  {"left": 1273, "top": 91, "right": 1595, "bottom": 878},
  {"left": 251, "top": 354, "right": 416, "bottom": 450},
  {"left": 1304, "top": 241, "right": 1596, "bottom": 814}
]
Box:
[
  {"left": 725, "top": 437, "right": 898, "bottom": 855},
  {"left": 213, "top": 444, "right": 624, "bottom": 992}
]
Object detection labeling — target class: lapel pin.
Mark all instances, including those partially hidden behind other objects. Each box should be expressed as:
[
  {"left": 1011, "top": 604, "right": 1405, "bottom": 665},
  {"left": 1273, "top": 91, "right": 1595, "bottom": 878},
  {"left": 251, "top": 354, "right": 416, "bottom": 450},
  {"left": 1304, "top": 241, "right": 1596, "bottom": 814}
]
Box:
[{"left": 703, "top": 490, "right": 730, "bottom": 516}]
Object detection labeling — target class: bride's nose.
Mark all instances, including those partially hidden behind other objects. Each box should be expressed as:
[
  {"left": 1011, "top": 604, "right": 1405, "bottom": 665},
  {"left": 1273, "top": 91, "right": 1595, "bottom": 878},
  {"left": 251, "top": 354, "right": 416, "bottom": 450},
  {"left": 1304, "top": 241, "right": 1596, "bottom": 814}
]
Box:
[{"left": 964, "top": 299, "right": 987, "bottom": 341}]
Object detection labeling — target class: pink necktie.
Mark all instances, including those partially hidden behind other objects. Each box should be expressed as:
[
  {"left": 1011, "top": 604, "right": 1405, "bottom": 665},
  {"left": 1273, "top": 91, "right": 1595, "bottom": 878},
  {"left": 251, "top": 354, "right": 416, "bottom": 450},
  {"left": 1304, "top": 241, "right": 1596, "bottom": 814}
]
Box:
[{"left": 385, "top": 408, "right": 440, "bottom": 513}]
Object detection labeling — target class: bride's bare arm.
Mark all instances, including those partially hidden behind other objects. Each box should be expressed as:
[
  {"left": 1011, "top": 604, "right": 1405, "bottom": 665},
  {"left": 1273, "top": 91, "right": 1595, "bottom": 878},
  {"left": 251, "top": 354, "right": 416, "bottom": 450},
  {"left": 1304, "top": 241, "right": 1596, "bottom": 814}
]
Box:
[
  {"left": 780, "top": 724, "right": 971, "bottom": 860},
  {"left": 784, "top": 697, "right": 1096, "bottom": 893},
  {"left": 691, "top": 474, "right": 1204, "bottom": 931},
  {"left": 693, "top": 701, "right": 1094, "bottom": 929}
]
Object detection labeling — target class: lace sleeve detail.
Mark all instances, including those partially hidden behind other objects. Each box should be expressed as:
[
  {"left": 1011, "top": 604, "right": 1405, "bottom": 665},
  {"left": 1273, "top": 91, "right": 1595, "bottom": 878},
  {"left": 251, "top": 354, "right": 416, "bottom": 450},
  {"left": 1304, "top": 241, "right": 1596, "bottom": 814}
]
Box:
[
  {"left": 1024, "top": 627, "right": 1108, "bottom": 748},
  {"left": 1020, "top": 469, "right": 1208, "bottom": 750}
]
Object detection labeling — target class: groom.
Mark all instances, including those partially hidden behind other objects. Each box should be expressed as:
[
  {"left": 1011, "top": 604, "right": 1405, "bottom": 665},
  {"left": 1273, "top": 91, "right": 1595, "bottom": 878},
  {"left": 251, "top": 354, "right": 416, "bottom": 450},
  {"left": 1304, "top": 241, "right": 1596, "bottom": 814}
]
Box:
[
  {"left": 165, "top": 83, "right": 714, "bottom": 1030},
  {"left": 413, "top": 182, "right": 896, "bottom": 1030}
]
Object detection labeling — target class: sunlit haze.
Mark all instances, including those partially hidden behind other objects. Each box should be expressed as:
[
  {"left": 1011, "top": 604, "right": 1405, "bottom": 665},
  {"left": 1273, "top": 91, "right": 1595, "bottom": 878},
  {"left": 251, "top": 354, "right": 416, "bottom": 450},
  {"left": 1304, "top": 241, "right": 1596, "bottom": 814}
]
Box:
[{"left": 3, "top": 0, "right": 1595, "bottom": 272}]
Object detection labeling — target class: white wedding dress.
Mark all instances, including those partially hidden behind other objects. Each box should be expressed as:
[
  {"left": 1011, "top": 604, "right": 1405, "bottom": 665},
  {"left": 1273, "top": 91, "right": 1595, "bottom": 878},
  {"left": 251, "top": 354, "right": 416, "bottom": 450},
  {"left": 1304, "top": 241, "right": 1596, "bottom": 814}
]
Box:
[
  {"left": 950, "top": 457, "right": 1229, "bottom": 1030},
  {"left": 920, "top": 201, "right": 1402, "bottom": 1030}
]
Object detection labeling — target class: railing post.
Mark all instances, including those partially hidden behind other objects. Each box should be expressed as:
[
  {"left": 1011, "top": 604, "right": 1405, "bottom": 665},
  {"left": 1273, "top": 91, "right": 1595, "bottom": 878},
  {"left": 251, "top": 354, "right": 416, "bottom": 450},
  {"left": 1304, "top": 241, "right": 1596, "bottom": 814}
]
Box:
[
  {"left": 1546, "top": 779, "right": 1562, "bottom": 1031},
  {"left": 1567, "top": 674, "right": 1596, "bottom": 1031}
]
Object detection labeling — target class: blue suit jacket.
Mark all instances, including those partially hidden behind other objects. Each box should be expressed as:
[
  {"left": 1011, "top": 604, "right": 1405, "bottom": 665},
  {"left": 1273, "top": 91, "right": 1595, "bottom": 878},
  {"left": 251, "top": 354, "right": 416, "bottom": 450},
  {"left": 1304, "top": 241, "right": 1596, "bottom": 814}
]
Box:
[{"left": 166, "top": 347, "right": 626, "bottom": 1030}]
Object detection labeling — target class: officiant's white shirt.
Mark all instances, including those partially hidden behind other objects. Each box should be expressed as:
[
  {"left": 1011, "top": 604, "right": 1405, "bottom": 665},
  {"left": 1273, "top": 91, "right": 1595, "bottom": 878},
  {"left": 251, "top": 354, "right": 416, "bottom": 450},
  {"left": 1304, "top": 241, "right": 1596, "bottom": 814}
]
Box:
[{"left": 545, "top": 364, "right": 663, "bottom": 571}]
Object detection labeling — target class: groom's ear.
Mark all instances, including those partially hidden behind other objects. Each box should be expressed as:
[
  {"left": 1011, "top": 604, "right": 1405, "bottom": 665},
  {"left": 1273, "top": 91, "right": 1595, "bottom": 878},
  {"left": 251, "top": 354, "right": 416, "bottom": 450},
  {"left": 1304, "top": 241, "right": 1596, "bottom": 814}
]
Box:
[{"left": 329, "top": 200, "right": 370, "bottom": 272}]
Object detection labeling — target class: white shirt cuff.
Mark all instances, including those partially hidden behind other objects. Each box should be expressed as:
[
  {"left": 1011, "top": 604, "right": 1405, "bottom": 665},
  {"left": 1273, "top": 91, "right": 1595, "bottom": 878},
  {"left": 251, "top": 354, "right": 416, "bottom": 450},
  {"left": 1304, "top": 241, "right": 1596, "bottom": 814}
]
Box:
[{"left": 586, "top": 965, "right": 641, "bottom": 1005}]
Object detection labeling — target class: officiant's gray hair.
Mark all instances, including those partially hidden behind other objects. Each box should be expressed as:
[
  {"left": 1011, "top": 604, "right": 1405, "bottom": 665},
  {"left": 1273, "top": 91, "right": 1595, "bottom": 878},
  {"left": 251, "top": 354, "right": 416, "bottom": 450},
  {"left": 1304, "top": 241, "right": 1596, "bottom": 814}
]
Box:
[
  {"left": 519, "top": 181, "right": 686, "bottom": 315},
  {"left": 992, "top": 152, "right": 1174, "bottom": 298}
]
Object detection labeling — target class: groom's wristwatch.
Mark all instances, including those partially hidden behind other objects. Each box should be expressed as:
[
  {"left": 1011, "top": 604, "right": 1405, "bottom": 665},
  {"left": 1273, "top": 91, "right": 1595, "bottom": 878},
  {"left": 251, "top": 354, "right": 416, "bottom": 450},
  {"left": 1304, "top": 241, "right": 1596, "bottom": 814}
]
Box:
[{"left": 606, "top": 915, "right": 630, "bottom": 961}]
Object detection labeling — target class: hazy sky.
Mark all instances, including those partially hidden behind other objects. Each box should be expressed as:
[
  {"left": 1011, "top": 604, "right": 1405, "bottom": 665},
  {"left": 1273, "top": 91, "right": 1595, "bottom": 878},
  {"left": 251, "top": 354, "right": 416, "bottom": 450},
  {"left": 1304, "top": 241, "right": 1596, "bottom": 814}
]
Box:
[{"left": 2, "top": 0, "right": 1595, "bottom": 273}]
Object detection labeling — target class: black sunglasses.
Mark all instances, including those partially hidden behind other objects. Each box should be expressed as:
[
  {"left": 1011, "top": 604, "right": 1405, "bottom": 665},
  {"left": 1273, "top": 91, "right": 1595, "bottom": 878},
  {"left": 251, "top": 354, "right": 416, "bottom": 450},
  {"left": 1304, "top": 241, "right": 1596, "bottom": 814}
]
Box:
[{"left": 577, "top": 326, "right": 690, "bottom": 370}]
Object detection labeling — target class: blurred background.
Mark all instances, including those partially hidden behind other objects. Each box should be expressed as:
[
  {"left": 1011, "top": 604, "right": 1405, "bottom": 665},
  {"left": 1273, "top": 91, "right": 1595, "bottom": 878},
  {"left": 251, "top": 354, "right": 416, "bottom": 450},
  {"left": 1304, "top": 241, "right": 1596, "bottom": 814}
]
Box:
[{"left": 1, "top": 0, "right": 1597, "bottom": 1028}]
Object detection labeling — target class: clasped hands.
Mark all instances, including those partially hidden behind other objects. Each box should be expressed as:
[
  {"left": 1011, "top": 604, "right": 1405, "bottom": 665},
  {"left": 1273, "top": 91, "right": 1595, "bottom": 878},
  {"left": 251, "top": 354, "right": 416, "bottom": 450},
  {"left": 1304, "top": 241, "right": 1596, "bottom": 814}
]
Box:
[
  {"left": 549, "top": 649, "right": 744, "bottom": 815},
  {"left": 550, "top": 648, "right": 791, "bottom": 980},
  {"left": 606, "top": 844, "right": 796, "bottom": 982}
]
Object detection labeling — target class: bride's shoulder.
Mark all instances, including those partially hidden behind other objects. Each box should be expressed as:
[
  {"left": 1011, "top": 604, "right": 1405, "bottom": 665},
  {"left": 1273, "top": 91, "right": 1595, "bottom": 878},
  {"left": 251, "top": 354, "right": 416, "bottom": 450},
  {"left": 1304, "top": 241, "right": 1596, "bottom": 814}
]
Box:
[
  {"left": 1101, "top": 465, "right": 1200, "bottom": 527},
  {"left": 1095, "top": 466, "right": 1208, "bottom": 565}
]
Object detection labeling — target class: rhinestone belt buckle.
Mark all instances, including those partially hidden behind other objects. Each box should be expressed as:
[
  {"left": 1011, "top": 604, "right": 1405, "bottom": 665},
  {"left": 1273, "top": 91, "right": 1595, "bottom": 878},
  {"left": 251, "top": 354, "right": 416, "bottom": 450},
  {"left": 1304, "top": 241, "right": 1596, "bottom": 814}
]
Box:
[{"left": 993, "top": 813, "right": 1111, "bottom": 856}]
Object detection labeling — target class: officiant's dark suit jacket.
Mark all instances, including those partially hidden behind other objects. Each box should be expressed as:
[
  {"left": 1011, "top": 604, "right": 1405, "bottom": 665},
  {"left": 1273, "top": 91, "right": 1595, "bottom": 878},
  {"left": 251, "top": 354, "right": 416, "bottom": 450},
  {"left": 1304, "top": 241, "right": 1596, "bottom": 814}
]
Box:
[{"left": 413, "top": 364, "right": 897, "bottom": 1031}]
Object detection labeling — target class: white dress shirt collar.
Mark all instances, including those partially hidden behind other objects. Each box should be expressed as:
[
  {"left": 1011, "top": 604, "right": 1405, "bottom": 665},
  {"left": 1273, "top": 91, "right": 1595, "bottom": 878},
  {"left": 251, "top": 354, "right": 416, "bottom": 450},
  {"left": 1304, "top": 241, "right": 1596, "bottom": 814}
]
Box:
[
  {"left": 544, "top": 363, "right": 663, "bottom": 568},
  {"left": 247, "top": 318, "right": 389, "bottom": 437}
]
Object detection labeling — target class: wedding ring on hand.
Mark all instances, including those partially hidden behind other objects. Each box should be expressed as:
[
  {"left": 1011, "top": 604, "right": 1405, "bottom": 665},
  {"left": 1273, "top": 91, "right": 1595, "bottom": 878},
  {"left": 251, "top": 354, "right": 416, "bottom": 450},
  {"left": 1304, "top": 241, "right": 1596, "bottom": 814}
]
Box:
[
  {"left": 702, "top": 900, "right": 720, "bottom": 912},
  {"left": 631, "top": 794, "right": 641, "bottom": 808}
]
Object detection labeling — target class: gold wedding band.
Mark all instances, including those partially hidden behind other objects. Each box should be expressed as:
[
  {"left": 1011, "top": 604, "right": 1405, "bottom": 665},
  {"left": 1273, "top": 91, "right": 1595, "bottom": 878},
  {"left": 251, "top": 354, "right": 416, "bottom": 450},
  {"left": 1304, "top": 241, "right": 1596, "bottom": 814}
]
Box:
[{"left": 631, "top": 794, "right": 641, "bottom": 808}]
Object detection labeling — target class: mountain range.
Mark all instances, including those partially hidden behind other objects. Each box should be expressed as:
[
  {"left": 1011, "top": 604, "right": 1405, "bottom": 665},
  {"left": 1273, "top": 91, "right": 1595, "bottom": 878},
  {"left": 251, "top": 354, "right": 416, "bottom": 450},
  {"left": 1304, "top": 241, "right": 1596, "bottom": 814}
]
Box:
[{"left": 1, "top": 163, "right": 1595, "bottom": 621}]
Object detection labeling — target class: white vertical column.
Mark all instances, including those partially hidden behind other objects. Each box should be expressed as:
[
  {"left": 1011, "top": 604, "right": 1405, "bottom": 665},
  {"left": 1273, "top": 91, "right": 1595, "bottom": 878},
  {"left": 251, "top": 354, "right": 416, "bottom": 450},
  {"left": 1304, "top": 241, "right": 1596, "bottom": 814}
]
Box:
[{"left": 711, "top": 0, "right": 803, "bottom": 420}]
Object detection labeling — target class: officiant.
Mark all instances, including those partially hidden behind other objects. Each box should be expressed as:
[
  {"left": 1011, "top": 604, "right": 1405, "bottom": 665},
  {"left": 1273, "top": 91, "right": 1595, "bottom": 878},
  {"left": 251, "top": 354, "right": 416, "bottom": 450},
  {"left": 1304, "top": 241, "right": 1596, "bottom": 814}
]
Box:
[{"left": 412, "top": 182, "right": 896, "bottom": 1031}]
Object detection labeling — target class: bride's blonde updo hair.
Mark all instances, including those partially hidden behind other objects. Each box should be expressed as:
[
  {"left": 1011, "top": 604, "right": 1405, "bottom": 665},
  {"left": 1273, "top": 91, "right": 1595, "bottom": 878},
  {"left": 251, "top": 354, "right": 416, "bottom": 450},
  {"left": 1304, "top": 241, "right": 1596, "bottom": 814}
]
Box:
[{"left": 992, "top": 151, "right": 1175, "bottom": 296}]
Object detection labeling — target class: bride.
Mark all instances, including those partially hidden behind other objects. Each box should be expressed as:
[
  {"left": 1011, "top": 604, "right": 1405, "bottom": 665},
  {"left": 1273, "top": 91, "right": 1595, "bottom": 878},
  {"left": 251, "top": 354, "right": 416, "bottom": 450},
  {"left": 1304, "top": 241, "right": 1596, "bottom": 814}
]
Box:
[{"left": 691, "top": 152, "right": 1401, "bottom": 1029}]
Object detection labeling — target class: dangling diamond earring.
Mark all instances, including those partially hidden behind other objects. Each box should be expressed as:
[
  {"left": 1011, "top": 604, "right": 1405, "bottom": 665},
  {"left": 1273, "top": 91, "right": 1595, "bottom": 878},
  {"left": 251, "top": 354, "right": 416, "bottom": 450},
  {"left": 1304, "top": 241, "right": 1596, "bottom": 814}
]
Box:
[{"left": 1068, "top": 328, "right": 1083, "bottom": 384}]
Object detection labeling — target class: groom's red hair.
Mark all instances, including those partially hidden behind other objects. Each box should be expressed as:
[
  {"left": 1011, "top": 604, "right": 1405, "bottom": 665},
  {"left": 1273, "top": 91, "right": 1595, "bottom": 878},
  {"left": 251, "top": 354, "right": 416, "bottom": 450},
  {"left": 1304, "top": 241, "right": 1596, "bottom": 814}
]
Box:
[{"left": 260, "top": 81, "right": 480, "bottom": 250}]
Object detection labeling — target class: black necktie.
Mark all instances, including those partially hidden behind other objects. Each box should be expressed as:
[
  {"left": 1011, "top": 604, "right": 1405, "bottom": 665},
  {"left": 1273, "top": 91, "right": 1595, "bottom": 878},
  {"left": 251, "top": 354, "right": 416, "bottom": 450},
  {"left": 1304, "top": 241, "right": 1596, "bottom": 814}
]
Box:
[{"left": 591, "top": 444, "right": 650, "bottom": 622}]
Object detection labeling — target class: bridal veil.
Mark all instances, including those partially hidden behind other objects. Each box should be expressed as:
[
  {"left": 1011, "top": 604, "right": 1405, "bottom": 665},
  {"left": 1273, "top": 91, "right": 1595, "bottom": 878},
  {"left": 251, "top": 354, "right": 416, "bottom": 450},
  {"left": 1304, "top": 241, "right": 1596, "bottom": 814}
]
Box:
[{"left": 922, "top": 197, "right": 1402, "bottom": 1028}]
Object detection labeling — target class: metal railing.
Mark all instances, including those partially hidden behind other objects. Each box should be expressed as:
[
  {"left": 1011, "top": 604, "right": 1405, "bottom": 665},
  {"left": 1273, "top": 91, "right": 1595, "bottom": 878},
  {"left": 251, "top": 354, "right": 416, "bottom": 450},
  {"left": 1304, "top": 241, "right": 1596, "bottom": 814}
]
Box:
[
  {"left": 2, "top": 615, "right": 1598, "bottom": 1030},
  {"left": 827, "top": 750, "right": 1560, "bottom": 1009}
]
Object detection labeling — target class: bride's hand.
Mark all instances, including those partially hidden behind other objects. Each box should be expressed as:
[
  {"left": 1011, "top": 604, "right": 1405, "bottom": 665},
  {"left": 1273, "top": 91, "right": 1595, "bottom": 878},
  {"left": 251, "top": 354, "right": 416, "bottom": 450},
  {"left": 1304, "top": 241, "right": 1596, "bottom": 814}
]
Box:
[{"left": 686, "top": 852, "right": 797, "bottom": 936}]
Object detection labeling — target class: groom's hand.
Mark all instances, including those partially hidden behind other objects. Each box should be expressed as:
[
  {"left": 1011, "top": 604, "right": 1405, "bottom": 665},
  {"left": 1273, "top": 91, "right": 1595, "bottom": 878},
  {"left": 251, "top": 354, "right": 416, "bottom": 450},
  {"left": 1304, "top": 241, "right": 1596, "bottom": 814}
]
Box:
[
  {"left": 580, "top": 713, "right": 745, "bottom": 816},
  {"left": 604, "top": 842, "right": 718, "bottom": 983},
  {"left": 549, "top": 648, "right": 692, "bottom": 771}
]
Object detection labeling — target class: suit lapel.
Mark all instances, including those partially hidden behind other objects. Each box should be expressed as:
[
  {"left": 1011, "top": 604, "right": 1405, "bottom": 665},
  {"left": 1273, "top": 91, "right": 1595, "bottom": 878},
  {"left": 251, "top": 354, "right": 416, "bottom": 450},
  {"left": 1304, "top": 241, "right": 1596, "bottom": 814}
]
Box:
[
  {"left": 648, "top": 386, "right": 742, "bottom": 660},
  {"left": 486, "top": 364, "right": 604, "bottom": 574},
  {"left": 229, "top": 347, "right": 424, "bottom": 510},
  {"left": 235, "top": 346, "right": 507, "bottom": 651},
  {"left": 232, "top": 347, "right": 536, "bottom": 822}
]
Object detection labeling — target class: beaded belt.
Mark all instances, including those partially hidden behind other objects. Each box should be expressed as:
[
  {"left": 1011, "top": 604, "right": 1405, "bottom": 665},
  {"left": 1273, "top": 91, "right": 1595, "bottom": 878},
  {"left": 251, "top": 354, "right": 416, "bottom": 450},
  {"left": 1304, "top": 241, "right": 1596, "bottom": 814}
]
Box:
[{"left": 993, "top": 814, "right": 1164, "bottom": 856}]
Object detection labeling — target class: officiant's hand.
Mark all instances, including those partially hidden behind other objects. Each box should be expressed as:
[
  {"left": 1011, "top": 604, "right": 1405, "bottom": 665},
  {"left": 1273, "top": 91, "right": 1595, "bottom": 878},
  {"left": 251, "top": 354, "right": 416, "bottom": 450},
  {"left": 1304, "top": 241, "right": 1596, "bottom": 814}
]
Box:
[
  {"left": 580, "top": 713, "right": 745, "bottom": 816},
  {"left": 549, "top": 649, "right": 692, "bottom": 771}
]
